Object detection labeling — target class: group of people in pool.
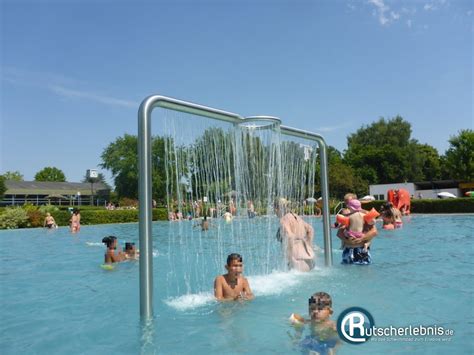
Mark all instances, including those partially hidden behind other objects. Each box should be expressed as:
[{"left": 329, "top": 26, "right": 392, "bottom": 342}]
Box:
[
  {"left": 101, "top": 235, "right": 139, "bottom": 262},
  {"left": 214, "top": 252, "right": 339, "bottom": 353},
  {"left": 43, "top": 208, "right": 82, "bottom": 233}
]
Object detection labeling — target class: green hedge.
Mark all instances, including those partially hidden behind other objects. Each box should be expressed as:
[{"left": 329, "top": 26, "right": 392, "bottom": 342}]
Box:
[
  {"left": 411, "top": 198, "right": 474, "bottom": 213},
  {"left": 0, "top": 207, "right": 169, "bottom": 229},
  {"left": 1, "top": 199, "right": 473, "bottom": 230},
  {"left": 361, "top": 198, "right": 474, "bottom": 213},
  {"left": 60, "top": 208, "right": 169, "bottom": 226}
]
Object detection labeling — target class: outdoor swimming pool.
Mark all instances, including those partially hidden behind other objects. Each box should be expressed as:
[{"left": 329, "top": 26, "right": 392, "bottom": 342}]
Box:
[{"left": 1, "top": 214, "right": 472, "bottom": 354}]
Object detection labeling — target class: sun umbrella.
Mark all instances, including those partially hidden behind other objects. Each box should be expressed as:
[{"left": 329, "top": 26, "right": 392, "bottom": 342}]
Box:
[
  {"left": 360, "top": 195, "right": 376, "bottom": 202},
  {"left": 437, "top": 192, "right": 456, "bottom": 198},
  {"left": 305, "top": 197, "right": 318, "bottom": 203}
]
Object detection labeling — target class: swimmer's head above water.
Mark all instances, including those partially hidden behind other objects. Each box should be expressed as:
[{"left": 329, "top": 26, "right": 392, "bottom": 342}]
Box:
[
  {"left": 102, "top": 236, "right": 117, "bottom": 249},
  {"left": 309, "top": 292, "right": 333, "bottom": 321},
  {"left": 225, "top": 253, "right": 243, "bottom": 276}
]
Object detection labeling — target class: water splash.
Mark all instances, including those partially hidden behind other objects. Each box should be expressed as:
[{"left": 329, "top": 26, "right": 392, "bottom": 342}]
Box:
[{"left": 155, "top": 108, "right": 321, "bottom": 298}]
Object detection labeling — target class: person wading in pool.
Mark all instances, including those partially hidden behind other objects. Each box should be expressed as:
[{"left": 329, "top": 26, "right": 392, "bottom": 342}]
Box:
[
  {"left": 337, "top": 215, "right": 378, "bottom": 265},
  {"left": 275, "top": 199, "right": 315, "bottom": 272},
  {"left": 102, "top": 236, "right": 126, "bottom": 263},
  {"left": 70, "top": 208, "right": 81, "bottom": 233},
  {"left": 43, "top": 212, "right": 57, "bottom": 229},
  {"left": 214, "top": 253, "right": 254, "bottom": 301}
]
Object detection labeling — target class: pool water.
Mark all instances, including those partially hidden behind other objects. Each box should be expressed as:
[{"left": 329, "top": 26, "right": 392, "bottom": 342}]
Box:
[{"left": 1, "top": 215, "right": 473, "bottom": 354}]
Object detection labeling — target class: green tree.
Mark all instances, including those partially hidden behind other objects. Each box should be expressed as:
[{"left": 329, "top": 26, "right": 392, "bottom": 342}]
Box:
[
  {"left": 101, "top": 134, "right": 139, "bottom": 199},
  {"left": 2, "top": 171, "right": 24, "bottom": 181},
  {"left": 314, "top": 146, "right": 368, "bottom": 199},
  {"left": 34, "top": 167, "right": 66, "bottom": 182},
  {"left": 344, "top": 116, "right": 433, "bottom": 184},
  {"left": 442, "top": 129, "right": 474, "bottom": 180},
  {"left": 82, "top": 172, "right": 111, "bottom": 189},
  {"left": 100, "top": 134, "right": 167, "bottom": 200},
  {"left": 415, "top": 144, "right": 441, "bottom": 181},
  {"left": 0, "top": 175, "right": 6, "bottom": 201}
]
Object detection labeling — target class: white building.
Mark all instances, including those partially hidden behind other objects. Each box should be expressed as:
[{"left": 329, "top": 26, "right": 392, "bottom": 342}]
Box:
[{"left": 369, "top": 180, "right": 471, "bottom": 200}]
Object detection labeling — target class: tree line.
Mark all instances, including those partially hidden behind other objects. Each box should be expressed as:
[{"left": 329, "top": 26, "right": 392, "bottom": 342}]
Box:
[{"left": 1, "top": 117, "right": 472, "bottom": 201}]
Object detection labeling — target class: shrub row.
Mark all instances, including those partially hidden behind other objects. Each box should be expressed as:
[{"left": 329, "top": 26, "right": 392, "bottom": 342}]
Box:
[
  {"left": 361, "top": 198, "right": 474, "bottom": 213},
  {"left": 411, "top": 198, "right": 474, "bottom": 213},
  {"left": 55, "top": 208, "right": 169, "bottom": 226},
  {"left": 0, "top": 206, "right": 169, "bottom": 229},
  {"left": 0, "top": 199, "right": 472, "bottom": 229}
]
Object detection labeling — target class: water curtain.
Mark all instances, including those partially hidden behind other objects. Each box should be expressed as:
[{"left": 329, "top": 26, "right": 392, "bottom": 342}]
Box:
[{"left": 138, "top": 95, "right": 332, "bottom": 319}]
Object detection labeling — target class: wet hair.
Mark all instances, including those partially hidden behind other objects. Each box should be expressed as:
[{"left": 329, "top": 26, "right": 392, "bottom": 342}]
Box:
[
  {"left": 226, "top": 253, "right": 243, "bottom": 266},
  {"left": 125, "top": 242, "right": 135, "bottom": 251},
  {"left": 381, "top": 202, "right": 394, "bottom": 217},
  {"left": 102, "top": 235, "right": 117, "bottom": 248},
  {"left": 309, "top": 292, "right": 332, "bottom": 309},
  {"left": 273, "top": 198, "right": 288, "bottom": 216}
]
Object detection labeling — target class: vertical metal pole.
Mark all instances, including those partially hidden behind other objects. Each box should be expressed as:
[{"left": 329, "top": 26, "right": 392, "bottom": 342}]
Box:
[
  {"left": 317, "top": 140, "right": 333, "bottom": 266},
  {"left": 138, "top": 99, "right": 154, "bottom": 319}
]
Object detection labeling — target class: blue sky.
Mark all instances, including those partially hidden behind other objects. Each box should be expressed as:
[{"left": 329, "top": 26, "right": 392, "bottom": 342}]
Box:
[{"left": 1, "top": 0, "right": 472, "bottom": 185}]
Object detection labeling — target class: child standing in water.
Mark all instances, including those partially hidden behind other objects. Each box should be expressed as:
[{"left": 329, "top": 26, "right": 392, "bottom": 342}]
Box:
[
  {"left": 214, "top": 253, "right": 254, "bottom": 301},
  {"left": 337, "top": 199, "right": 370, "bottom": 252}
]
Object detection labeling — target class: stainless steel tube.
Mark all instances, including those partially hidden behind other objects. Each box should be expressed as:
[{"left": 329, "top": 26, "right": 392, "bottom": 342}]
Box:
[
  {"left": 138, "top": 95, "right": 244, "bottom": 320},
  {"left": 138, "top": 95, "right": 333, "bottom": 320},
  {"left": 280, "top": 125, "right": 333, "bottom": 266},
  {"left": 138, "top": 98, "right": 154, "bottom": 319}
]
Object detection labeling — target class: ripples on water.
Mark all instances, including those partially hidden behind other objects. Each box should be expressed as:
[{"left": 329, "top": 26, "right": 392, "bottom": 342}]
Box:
[{"left": 0, "top": 215, "right": 473, "bottom": 354}]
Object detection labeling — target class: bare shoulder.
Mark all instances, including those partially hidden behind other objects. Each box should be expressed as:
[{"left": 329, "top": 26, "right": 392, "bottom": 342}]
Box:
[
  {"left": 214, "top": 275, "right": 225, "bottom": 285},
  {"left": 242, "top": 276, "right": 251, "bottom": 286}
]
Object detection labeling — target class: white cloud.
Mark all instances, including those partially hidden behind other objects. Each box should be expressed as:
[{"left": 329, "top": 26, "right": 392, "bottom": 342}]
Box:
[
  {"left": 423, "top": 0, "right": 451, "bottom": 11},
  {"left": 424, "top": 3, "right": 436, "bottom": 11},
  {"left": 49, "top": 85, "right": 137, "bottom": 108},
  {"left": 2, "top": 66, "right": 136, "bottom": 109},
  {"left": 367, "top": 0, "right": 401, "bottom": 26},
  {"left": 407, "top": 19, "right": 412, "bottom": 28}
]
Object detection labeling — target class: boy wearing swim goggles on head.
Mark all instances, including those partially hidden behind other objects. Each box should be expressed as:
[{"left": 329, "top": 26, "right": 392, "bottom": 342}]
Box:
[
  {"left": 290, "top": 292, "right": 336, "bottom": 330},
  {"left": 289, "top": 292, "right": 339, "bottom": 354}
]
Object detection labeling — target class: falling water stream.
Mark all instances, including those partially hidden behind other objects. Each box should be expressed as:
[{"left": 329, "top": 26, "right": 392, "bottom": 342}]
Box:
[{"left": 156, "top": 108, "right": 320, "bottom": 297}]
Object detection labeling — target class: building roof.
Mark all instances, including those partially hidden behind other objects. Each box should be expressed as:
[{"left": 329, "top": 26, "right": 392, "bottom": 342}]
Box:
[
  {"left": 5, "top": 180, "right": 110, "bottom": 196},
  {"left": 413, "top": 180, "right": 464, "bottom": 190}
]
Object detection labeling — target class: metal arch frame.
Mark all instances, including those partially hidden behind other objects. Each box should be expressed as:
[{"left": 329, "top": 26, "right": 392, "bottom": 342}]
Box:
[{"left": 138, "top": 95, "right": 332, "bottom": 320}]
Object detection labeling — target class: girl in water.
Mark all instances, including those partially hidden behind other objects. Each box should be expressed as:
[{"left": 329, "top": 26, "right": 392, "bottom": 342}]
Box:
[
  {"left": 70, "top": 209, "right": 81, "bottom": 233},
  {"left": 102, "top": 236, "right": 126, "bottom": 263},
  {"left": 43, "top": 212, "right": 57, "bottom": 229}
]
